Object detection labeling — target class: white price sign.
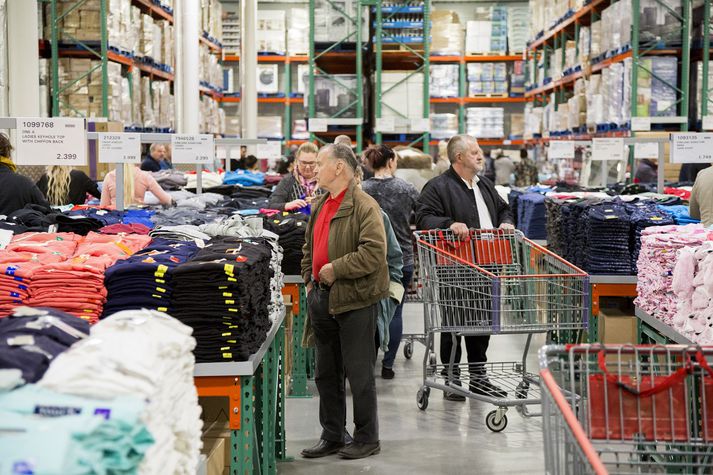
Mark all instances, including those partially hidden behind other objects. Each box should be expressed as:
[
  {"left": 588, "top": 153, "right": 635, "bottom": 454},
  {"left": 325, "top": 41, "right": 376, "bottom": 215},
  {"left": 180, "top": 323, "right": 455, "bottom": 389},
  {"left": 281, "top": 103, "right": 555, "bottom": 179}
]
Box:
[
  {"left": 15, "top": 117, "right": 86, "bottom": 166},
  {"left": 97, "top": 133, "right": 141, "bottom": 164},
  {"left": 375, "top": 117, "right": 395, "bottom": 133},
  {"left": 308, "top": 119, "right": 328, "bottom": 132},
  {"left": 631, "top": 117, "right": 651, "bottom": 131},
  {"left": 671, "top": 133, "right": 713, "bottom": 164},
  {"left": 592, "top": 138, "right": 625, "bottom": 161},
  {"left": 703, "top": 116, "right": 713, "bottom": 131},
  {"left": 256, "top": 140, "right": 282, "bottom": 159},
  {"left": 171, "top": 134, "right": 215, "bottom": 164},
  {"left": 634, "top": 142, "right": 659, "bottom": 159},
  {"left": 548, "top": 140, "right": 575, "bottom": 159}
]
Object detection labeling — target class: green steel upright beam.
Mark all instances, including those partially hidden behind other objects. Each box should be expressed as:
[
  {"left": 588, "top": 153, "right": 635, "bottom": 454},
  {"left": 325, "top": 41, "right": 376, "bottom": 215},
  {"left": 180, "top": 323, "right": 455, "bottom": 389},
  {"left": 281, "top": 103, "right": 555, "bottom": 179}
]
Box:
[
  {"left": 356, "top": 1, "right": 363, "bottom": 152},
  {"left": 375, "top": 2, "right": 383, "bottom": 145},
  {"left": 703, "top": 0, "right": 712, "bottom": 121},
  {"left": 680, "top": 0, "right": 692, "bottom": 132},
  {"left": 458, "top": 59, "right": 466, "bottom": 134},
  {"left": 308, "top": 1, "right": 316, "bottom": 145},
  {"left": 423, "top": 0, "right": 431, "bottom": 150},
  {"left": 50, "top": 0, "right": 59, "bottom": 116}
]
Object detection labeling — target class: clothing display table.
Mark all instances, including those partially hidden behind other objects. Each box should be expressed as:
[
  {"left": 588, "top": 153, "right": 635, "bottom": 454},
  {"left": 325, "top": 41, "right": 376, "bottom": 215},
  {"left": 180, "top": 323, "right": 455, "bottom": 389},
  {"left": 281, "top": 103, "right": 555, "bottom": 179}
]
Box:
[
  {"left": 635, "top": 307, "right": 695, "bottom": 345},
  {"left": 282, "top": 275, "right": 316, "bottom": 399},
  {"left": 194, "top": 309, "right": 287, "bottom": 475},
  {"left": 589, "top": 275, "right": 639, "bottom": 342}
]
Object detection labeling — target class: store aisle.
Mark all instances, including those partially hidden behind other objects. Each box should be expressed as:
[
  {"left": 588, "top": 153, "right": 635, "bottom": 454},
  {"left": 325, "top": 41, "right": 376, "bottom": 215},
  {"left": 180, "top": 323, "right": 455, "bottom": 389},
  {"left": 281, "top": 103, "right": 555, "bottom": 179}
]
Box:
[{"left": 280, "top": 303, "right": 547, "bottom": 475}]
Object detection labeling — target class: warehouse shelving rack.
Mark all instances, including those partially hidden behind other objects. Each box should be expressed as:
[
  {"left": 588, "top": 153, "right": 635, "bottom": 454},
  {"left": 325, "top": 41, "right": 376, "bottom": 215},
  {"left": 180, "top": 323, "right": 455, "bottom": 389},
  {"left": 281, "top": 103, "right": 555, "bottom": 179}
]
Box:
[
  {"left": 524, "top": 0, "right": 693, "bottom": 139},
  {"left": 46, "top": 0, "right": 223, "bottom": 127},
  {"left": 220, "top": 54, "right": 309, "bottom": 148},
  {"left": 430, "top": 54, "right": 530, "bottom": 147},
  {"left": 697, "top": 0, "right": 712, "bottom": 129},
  {"left": 307, "top": 0, "right": 365, "bottom": 152},
  {"left": 371, "top": 1, "right": 431, "bottom": 151}
]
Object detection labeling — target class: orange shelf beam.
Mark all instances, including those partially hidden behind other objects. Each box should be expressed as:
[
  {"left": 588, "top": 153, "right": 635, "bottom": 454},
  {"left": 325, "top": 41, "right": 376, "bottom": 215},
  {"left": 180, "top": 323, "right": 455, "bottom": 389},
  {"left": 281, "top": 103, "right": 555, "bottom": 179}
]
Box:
[
  {"left": 220, "top": 96, "right": 241, "bottom": 103},
  {"left": 132, "top": 0, "right": 173, "bottom": 23},
  {"left": 528, "top": 0, "right": 608, "bottom": 51},
  {"left": 200, "top": 35, "right": 222, "bottom": 54}
]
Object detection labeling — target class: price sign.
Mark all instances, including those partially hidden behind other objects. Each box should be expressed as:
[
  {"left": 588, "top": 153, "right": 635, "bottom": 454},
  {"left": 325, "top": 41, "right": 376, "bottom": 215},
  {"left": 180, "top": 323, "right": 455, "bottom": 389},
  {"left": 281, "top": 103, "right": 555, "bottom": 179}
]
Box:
[
  {"left": 308, "top": 119, "right": 328, "bottom": 132},
  {"left": 375, "top": 117, "right": 395, "bottom": 133},
  {"left": 171, "top": 134, "right": 215, "bottom": 164},
  {"left": 548, "top": 140, "right": 575, "bottom": 159},
  {"left": 631, "top": 117, "right": 651, "bottom": 131},
  {"left": 15, "top": 117, "right": 86, "bottom": 166},
  {"left": 703, "top": 116, "right": 713, "bottom": 131},
  {"left": 671, "top": 133, "right": 713, "bottom": 164},
  {"left": 592, "top": 138, "right": 625, "bottom": 161},
  {"left": 97, "top": 133, "right": 141, "bottom": 164},
  {"left": 634, "top": 142, "right": 659, "bottom": 159},
  {"left": 256, "top": 140, "right": 282, "bottom": 159}
]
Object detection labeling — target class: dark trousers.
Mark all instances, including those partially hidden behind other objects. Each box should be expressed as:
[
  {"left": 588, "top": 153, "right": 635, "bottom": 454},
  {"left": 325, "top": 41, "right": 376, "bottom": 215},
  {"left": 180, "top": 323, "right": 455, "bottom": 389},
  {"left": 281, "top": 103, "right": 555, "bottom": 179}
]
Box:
[
  {"left": 308, "top": 287, "right": 379, "bottom": 444},
  {"left": 440, "top": 333, "right": 490, "bottom": 377}
]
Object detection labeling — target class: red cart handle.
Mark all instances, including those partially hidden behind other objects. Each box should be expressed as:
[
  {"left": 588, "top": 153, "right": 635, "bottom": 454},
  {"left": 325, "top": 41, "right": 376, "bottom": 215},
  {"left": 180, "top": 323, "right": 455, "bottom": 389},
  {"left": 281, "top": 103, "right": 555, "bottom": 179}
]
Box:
[
  {"left": 696, "top": 351, "right": 713, "bottom": 379},
  {"left": 597, "top": 349, "right": 693, "bottom": 398}
]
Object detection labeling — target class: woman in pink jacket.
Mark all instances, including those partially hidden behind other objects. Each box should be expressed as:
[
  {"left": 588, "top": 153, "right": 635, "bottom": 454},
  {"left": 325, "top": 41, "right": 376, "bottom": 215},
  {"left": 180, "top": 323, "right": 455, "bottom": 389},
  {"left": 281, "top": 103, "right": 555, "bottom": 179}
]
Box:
[{"left": 100, "top": 164, "right": 172, "bottom": 208}]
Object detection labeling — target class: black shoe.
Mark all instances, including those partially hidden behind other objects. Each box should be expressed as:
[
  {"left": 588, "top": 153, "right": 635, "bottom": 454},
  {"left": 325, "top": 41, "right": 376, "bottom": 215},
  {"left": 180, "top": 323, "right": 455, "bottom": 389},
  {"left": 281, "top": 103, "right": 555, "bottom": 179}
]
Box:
[
  {"left": 469, "top": 378, "right": 507, "bottom": 398},
  {"left": 443, "top": 379, "right": 465, "bottom": 401},
  {"left": 381, "top": 366, "right": 395, "bottom": 379},
  {"left": 338, "top": 441, "right": 381, "bottom": 459},
  {"left": 301, "top": 439, "right": 345, "bottom": 458}
]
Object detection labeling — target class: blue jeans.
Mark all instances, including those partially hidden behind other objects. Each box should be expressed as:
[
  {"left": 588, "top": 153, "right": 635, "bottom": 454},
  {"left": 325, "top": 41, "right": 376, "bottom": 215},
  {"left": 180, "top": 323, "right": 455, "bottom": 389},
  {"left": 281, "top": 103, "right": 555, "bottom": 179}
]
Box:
[{"left": 382, "top": 265, "right": 414, "bottom": 369}]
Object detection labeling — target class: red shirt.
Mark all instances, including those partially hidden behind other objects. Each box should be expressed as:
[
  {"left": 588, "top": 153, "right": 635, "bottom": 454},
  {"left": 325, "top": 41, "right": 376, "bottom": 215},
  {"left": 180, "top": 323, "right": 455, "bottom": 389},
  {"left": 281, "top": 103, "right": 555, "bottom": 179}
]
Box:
[{"left": 312, "top": 189, "right": 347, "bottom": 282}]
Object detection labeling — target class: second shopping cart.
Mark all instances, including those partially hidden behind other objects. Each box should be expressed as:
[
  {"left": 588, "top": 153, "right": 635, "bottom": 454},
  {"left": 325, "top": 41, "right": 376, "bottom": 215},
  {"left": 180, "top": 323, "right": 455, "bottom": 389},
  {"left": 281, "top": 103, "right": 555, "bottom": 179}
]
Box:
[{"left": 414, "top": 228, "right": 589, "bottom": 431}]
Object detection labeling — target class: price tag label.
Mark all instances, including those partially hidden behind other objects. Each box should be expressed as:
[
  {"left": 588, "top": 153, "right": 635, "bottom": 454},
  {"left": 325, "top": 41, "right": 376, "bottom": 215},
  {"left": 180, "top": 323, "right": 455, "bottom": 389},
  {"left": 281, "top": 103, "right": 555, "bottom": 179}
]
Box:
[
  {"left": 592, "top": 138, "right": 625, "bottom": 161},
  {"left": 97, "top": 133, "right": 141, "bottom": 164},
  {"left": 171, "top": 134, "right": 215, "bottom": 164},
  {"left": 703, "top": 116, "right": 713, "bottom": 131},
  {"left": 15, "top": 117, "right": 87, "bottom": 166},
  {"left": 548, "top": 140, "right": 575, "bottom": 159},
  {"left": 256, "top": 140, "right": 282, "bottom": 159},
  {"left": 308, "top": 119, "right": 327, "bottom": 132},
  {"left": 671, "top": 133, "right": 713, "bottom": 164},
  {"left": 631, "top": 117, "right": 651, "bottom": 131},
  {"left": 375, "top": 117, "right": 395, "bottom": 133},
  {"left": 411, "top": 118, "right": 430, "bottom": 132},
  {"left": 634, "top": 142, "right": 659, "bottom": 159}
]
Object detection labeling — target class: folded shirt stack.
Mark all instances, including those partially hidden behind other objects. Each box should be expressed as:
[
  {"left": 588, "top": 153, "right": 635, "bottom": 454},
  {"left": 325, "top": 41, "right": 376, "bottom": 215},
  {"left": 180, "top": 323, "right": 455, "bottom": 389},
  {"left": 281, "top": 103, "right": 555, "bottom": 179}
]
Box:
[
  {"left": 223, "top": 169, "right": 266, "bottom": 187},
  {"left": 635, "top": 224, "right": 712, "bottom": 322},
  {"left": 516, "top": 192, "right": 547, "bottom": 240},
  {"left": 27, "top": 232, "right": 152, "bottom": 323},
  {"left": 671, "top": 241, "right": 713, "bottom": 344},
  {"left": 0, "top": 306, "right": 89, "bottom": 386},
  {"left": 659, "top": 204, "right": 700, "bottom": 225},
  {"left": 38, "top": 309, "right": 202, "bottom": 475},
  {"left": 0, "top": 390, "right": 153, "bottom": 475},
  {"left": 583, "top": 202, "right": 632, "bottom": 275},
  {"left": 149, "top": 224, "right": 212, "bottom": 242},
  {"left": 262, "top": 212, "right": 308, "bottom": 276},
  {"left": 171, "top": 236, "right": 274, "bottom": 363},
  {"left": 103, "top": 239, "right": 200, "bottom": 317}
]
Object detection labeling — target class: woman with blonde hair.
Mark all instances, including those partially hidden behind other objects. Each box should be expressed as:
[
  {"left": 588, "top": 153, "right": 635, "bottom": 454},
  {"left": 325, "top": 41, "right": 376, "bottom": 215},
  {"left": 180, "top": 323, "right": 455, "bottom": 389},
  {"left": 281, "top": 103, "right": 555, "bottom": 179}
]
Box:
[
  {"left": 100, "top": 163, "right": 172, "bottom": 208},
  {"left": 37, "top": 166, "right": 100, "bottom": 206},
  {"left": 268, "top": 141, "right": 320, "bottom": 211}
]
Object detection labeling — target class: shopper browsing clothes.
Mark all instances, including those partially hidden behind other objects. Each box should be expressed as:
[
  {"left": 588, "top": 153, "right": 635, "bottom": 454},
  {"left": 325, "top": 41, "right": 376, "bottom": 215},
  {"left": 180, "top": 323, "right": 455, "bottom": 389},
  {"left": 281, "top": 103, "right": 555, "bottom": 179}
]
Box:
[
  {"left": 268, "top": 142, "right": 320, "bottom": 211},
  {"left": 689, "top": 165, "right": 713, "bottom": 226},
  {"left": 37, "top": 165, "right": 101, "bottom": 206},
  {"left": 362, "top": 144, "right": 419, "bottom": 379},
  {"left": 140, "top": 143, "right": 170, "bottom": 172},
  {"left": 300, "top": 143, "right": 388, "bottom": 460},
  {"left": 0, "top": 133, "right": 49, "bottom": 215},
  {"left": 416, "top": 134, "right": 514, "bottom": 402},
  {"left": 100, "top": 163, "right": 172, "bottom": 208}
]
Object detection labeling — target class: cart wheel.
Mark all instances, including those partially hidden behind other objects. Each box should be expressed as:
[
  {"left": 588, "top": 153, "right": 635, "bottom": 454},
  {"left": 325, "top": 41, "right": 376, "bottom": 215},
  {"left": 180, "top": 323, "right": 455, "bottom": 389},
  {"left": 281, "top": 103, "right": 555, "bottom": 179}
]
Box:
[
  {"left": 485, "top": 410, "right": 508, "bottom": 432},
  {"left": 515, "top": 381, "right": 530, "bottom": 399},
  {"left": 403, "top": 343, "right": 413, "bottom": 359},
  {"left": 417, "top": 387, "right": 430, "bottom": 411}
]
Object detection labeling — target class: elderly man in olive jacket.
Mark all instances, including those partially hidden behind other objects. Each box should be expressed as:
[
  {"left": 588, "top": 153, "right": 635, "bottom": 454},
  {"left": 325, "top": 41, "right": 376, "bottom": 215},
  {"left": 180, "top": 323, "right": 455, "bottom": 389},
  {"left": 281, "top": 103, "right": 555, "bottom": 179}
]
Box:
[{"left": 300, "top": 143, "right": 389, "bottom": 460}]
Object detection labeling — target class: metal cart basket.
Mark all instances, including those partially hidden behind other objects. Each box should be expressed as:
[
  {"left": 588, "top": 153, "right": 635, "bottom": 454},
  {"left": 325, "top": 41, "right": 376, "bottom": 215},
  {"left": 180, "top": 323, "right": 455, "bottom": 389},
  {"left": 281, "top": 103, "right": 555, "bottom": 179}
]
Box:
[
  {"left": 415, "top": 228, "right": 589, "bottom": 431},
  {"left": 540, "top": 344, "right": 713, "bottom": 475}
]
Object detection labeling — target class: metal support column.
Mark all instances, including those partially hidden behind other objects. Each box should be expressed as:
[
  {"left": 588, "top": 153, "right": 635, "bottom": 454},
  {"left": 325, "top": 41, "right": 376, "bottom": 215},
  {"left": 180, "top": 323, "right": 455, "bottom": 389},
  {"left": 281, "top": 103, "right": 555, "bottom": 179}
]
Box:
[
  {"left": 701, "top": 0, "right": 711, "bottom": 125},
  {"left": 241, "top": 0, "right": 258, "bottom": 149},
  {"left": 288, "top": 285, "right": 311, "bottom": 398}
]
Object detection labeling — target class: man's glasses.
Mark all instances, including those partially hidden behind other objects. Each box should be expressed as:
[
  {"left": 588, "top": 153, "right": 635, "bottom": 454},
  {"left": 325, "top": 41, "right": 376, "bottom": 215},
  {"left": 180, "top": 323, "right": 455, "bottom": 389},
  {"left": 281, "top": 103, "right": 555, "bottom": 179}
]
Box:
[{"left": 299, "top": 161, "right": 318, "bottom": 169}]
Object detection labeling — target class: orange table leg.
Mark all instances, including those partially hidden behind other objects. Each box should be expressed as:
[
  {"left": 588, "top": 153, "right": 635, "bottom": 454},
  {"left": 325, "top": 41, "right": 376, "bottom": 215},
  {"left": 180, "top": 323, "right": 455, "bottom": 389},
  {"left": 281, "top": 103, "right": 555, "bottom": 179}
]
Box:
[
  {"left": 194, "top": 376, "right": 242, "bottom": 430},
  {"left": 282, "top": 283, "right": 300, "bottom": 315}
]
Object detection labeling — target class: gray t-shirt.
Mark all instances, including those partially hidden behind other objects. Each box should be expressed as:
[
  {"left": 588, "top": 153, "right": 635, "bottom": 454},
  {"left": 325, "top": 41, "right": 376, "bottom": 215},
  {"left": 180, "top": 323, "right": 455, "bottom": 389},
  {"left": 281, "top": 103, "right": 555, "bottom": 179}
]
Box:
[{"left": 362, "top": 176, "right": 420, "bottom": 268}]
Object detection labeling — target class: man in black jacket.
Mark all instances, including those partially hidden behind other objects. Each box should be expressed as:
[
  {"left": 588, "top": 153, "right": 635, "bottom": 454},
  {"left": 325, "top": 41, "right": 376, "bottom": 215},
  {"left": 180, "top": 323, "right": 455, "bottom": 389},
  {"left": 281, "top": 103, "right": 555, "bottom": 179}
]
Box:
[{"left": 416, "top": 134, "right": 513, "bottom": 401}]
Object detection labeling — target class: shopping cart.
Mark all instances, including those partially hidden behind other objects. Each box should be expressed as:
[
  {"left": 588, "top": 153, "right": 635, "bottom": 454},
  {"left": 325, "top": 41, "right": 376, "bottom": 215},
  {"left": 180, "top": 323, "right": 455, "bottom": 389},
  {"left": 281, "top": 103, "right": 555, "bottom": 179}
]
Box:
[
  {"left": 401, "top": 229, "right": 426, "bottom": 360},
  {"left": 540, "top": 344, "right": 713, "bottom": 475},
  {"left": 415, "top": 228, "right": 589, "bottom": 431}
]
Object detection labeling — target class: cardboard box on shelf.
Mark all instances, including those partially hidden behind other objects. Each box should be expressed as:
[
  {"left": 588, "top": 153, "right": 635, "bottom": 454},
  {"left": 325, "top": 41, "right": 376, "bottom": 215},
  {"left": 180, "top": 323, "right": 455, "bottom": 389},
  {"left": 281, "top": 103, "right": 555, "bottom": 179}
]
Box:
[
  {"left": 431, "top": 10, "right": 464, "bottom": 55},
  {"left": 200, "top": 437, "right": 226, "bottom": 475}
]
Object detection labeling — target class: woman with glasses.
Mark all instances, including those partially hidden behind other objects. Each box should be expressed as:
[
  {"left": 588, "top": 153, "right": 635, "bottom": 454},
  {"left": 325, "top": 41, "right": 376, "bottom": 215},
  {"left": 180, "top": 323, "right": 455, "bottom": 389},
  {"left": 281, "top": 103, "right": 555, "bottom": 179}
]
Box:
[{"left": 269, "top": 142, "right": 320, "bottom": 211}]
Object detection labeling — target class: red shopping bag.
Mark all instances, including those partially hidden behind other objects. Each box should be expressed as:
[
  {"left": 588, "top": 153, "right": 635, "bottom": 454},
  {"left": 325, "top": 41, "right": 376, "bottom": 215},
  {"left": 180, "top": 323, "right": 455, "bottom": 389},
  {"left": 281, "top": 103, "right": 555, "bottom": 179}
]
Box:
[
  {"left": 435, "top": 231, "right": 513, "bottom": 267},
  {"left": 588, "top": 350, "right": 690, "bottom": 441},
  {"left": 698, "top": 353, "right": 713, "bottom": 441}
]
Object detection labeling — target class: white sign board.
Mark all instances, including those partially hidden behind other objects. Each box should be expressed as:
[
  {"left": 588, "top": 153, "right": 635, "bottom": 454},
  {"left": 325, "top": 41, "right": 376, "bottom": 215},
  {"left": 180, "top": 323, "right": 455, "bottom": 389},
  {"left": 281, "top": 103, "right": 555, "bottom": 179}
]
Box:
[
  {"left": 592, "top": 138, "right": 625, "bottom": 161},
  {"left": 97, "top": 133, "right": 141, "bottom": 164},
  {"left": 631, "top": 117, "right": 651, "bottom": 132},
  {"left": 256, "top": 140, "right": 282, "bottom": 159},
  {"left": 171, "top": 134, "right": 215, "bottom": 164},
  {"left": 703, "top": 116, "right": 713, "bottom": 131},
  {"left": 375, "top": 117, "right": 395, "bottom": 133},
  {"left": 15, "top": 117, "right": 86, "bottom": 166},
  {"left": 308, "top": 119, "right": 328, "bottom": 132},
  {"left": 548, "top": 140, "right": 575, "bottom": 159},
  {"left": 671, "top": 133, "right": 713, "bottom": 164},
  {"left": 634, "top": 142, "right": 660, "bottom": 159}
]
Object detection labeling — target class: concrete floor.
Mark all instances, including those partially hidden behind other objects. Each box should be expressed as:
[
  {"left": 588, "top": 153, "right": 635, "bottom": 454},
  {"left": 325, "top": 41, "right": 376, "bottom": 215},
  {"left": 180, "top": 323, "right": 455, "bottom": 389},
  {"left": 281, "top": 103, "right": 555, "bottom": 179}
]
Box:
[{"left": 279, "top": 303, "right": 548, "bottom": 475}]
